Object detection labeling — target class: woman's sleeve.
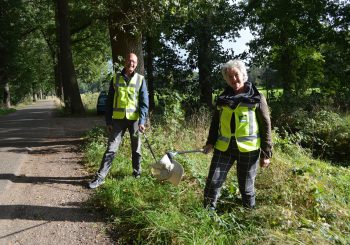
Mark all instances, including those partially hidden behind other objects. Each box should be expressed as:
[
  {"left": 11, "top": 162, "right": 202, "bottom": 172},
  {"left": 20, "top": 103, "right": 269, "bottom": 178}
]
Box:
[
  {"left": 206, "top": 108, "right": 220, "bottom": 146},
  {"left": 256, "top": 94, "right": 273, "bottom": 158}
]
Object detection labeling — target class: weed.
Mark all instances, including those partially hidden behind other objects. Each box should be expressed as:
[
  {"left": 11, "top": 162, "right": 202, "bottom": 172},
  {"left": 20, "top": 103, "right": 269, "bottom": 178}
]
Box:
[{"left": 82, "top": 109, "right": 350, "bottom": 244}]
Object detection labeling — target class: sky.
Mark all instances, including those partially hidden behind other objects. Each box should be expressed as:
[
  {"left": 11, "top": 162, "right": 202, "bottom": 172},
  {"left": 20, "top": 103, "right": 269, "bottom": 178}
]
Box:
[
  {"left": 177, "top": 27, "right": 254, "bottom": 62},
  {"left": 222, "top": 28, "right": 254, "bottom": 55}
]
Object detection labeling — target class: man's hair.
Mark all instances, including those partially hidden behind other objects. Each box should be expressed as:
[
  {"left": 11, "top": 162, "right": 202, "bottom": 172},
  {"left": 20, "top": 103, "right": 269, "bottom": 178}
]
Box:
[{"left": 221, "top": 59, "right": 248, "bottom": 82}]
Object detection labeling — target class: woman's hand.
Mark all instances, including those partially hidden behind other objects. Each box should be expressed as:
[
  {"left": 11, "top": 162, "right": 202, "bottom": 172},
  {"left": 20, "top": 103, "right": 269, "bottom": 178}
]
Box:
[
  {"left": 260, "top": 157, "right": 270, "bottom": 168},
  {"left": 203, "top": 144, "right": 214, "bottom": 154}
]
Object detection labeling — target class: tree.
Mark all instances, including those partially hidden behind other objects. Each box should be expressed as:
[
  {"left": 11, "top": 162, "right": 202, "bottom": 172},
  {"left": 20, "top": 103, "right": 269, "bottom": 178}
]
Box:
[
  {"left": 170, "top": 0, "right": 244, "bottom": 107},
  {"left": 92, "top": 0, "right": 170, "bottom": 111},
  {"left": 56, "top": 0, "right": 85, "bottom": 114},
  {"left": 0, "top": 0, "right": 23, "bottom": 107},
  {"left": 104, "top": 0, "right": 166, "bottom": 73},
  {"left": 246, "top": 0, "right": 328, "bottom": 96},
  {"left": 320, "top": 1, "right": 350, "bottom": 108}
]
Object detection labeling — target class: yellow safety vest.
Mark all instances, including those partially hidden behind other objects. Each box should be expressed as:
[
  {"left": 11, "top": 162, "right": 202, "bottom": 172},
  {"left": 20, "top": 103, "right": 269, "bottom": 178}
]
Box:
[
  {"left": 214, "top": 103, "right": 261, "bottom": 152},
  {"left": 112, "top": 72, "right": 144, "bottom": 120}
]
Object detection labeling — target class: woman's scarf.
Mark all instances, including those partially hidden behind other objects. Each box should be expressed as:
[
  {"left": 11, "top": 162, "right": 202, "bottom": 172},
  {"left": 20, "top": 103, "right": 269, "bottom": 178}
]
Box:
[{"left": 216, "top": 82, "right": 261, "bottom": 109}]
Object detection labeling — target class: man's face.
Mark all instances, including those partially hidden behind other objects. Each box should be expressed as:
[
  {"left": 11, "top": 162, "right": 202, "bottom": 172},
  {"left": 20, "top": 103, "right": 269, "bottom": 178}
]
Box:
[
  {"left": 226, "top": 67, "right": 245, "bottom": 93},
  {"left": 125, "top": 53, "right": 138, "bottom": 75}
]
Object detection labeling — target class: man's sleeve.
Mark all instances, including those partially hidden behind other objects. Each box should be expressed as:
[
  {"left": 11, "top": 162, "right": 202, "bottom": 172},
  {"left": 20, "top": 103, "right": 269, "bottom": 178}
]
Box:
[
  {"left": 138, "top": 78, "right": 149, "bottom": 125},
  {"left": 105, "top": 79, "right": 114, "bottom": 126}
]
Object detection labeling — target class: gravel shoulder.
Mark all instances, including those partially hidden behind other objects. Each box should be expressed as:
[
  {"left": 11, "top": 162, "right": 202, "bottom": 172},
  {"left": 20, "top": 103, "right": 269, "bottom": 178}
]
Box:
[{"left": 0, "top": 100, "right": 113, "bottom": 245}]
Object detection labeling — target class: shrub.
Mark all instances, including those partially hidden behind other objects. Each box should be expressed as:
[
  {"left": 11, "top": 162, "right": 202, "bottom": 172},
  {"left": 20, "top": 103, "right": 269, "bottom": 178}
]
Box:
[{"left": 270, "top": 92, "right": 350, "bottom": 166}]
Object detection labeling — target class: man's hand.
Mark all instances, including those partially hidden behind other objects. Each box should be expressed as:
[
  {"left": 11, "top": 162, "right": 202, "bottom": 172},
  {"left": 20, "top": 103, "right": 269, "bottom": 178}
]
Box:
[
  {"left": 138, "top": 124, "right": 146, "bottom": 133},
  {"left": 106, "top": 125, "right": 113, "bottom": 134},
  {"left": 260, "top": 157, "right": 270, "bottom": 168},
  {"left": 203, "top": 144, "right": 213, "bottom": 154}
]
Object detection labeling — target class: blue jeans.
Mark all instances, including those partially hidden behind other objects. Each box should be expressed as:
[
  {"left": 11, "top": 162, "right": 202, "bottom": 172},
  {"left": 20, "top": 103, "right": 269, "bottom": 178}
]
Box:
[{"left": 96, "top": 119, "right": 141, "bottom": 179}]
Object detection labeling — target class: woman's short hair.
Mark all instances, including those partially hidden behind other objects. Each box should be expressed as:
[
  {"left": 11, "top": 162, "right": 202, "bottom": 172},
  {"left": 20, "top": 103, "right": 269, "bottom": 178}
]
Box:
[{"left": 221, "top": 59, "right": 248, "bottom": 83}]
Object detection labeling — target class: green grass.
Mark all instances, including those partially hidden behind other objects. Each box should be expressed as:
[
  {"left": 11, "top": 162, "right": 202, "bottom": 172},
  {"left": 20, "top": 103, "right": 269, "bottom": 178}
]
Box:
[
  {"left": 0, "top": 98, "right": 36, "bottom": 116},
  {"left": 256, "top": 87, "right": 321, "bottom": 100},
  {"left": 0, "top": 107, "right": 16, "bottom": 116},
  {"left": 54, "top": 92, "right": 102, "bottom": 116},
  {"left": 82, "top": 112, "right": 350, "bottom": 244},
  {"left": 81, "top": 92, "right": 99, "bottom": 113}
]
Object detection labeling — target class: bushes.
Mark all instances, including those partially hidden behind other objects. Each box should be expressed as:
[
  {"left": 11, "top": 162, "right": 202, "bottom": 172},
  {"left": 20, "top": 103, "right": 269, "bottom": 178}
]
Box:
[
  {"left": 0, "top": 107, "right": 16, "bottom": 116},
  {"left": 271, "top": 93, "right": 350, "bottom": 166}
]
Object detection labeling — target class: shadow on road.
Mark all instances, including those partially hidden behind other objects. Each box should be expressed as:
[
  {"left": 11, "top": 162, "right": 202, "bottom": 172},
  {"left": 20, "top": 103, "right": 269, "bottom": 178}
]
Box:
[
  {"left": 0, "top": 100, "right": 103, "bottom": 149},
  {"left": 0, "top": 174, "right": 92, "bottom": 186},
  {"left": 0, "top": 204, "right": 104, "bottom": 222}
]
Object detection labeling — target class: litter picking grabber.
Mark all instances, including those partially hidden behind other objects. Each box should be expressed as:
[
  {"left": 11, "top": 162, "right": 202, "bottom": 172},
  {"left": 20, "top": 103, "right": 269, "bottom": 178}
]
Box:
[
  {"left": 142, "top": 131, "right": 158, "bottom": 163},
  {"left": 141, "top": 132, "right": 204, "bottom": 185},
  {"left": 166, "top": 149, "right": 204, "bottom": 161}
]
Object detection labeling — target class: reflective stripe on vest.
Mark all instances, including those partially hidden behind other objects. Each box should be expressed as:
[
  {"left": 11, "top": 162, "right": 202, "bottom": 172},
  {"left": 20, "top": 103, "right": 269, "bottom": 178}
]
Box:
[
  {"left": 112, "top": 73, "right": 143, "bottom": 120},
  {"left": 214, "top": 103, "right": 261, "bottom": 152}
]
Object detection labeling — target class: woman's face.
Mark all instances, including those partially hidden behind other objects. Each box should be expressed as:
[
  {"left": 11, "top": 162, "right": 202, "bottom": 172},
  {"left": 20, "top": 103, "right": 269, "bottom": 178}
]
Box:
[{"left": 226, "top": 67, "right": 245, "bottom": 93}]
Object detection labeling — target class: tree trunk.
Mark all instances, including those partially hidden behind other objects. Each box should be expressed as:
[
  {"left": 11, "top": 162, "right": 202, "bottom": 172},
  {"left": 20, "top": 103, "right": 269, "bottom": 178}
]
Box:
[
  {"left": 56, "top": 0, "right": 85, "bottom": 114},
  {"left": 280, "top": 46, "right": 297, "bottom": 98},
  {"left": 108, "top": 10, "right": 144, "bottom": 74},
  {"left": 3, "top": 82, "right": 11, "bottom": 108},
  {"left": 32, "top": 83, "right": 37, "bottom": 102},
  {"left": 144, "top": 34, "right": 155, "bottom": 110},
  {"left": 53, "top": 7, "right": 63, "bottom": 100},
  {"left": 54, "top": 58, "right": 63, "bottom": 99},
  {"left": 198, "top": 25, "right": 213, "bottom": 107},
  {"left": 278, "top": 29, "right": 297, "bottom": 98}
]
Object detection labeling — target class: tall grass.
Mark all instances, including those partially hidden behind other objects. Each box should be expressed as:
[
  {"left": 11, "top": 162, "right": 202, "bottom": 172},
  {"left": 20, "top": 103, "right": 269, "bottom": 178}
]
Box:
[
  {"left": 0, "top": 107, "right": 16, "bottom": 116},
  {"left": 82, "top": 110, "right": 350, "bottom": 244}
]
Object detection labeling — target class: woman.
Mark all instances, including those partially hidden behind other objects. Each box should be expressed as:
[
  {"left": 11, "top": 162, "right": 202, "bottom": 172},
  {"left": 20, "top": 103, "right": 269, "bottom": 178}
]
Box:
[{"left": 203, "top": 59, "right": 272, "bottom": 210}]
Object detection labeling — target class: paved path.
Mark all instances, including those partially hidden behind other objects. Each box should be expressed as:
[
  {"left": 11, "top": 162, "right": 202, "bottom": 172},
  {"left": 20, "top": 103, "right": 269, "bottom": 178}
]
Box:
[
  {"left": 0, "top": 100, "right": 111, "bottom": 244},
  {"left": 0, "top": 100, "right": 103, "bottom": 193},
  {"left": 0, "top": 100, "right": 56, "bottom": 194}
]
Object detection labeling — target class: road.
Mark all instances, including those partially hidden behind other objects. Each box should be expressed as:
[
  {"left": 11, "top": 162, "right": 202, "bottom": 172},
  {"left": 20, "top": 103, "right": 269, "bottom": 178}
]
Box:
[
  {"left": 0, "top": 100, "right": 101, "bottom": 194},
  {"left": 0, "top": 100, "right": 112, "bottom": 244}
]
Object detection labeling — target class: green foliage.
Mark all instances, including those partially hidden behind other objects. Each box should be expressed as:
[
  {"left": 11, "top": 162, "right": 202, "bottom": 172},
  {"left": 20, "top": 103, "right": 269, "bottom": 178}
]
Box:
[
  {"left": 80, "top": 92, "right": 105, "bottom": 116},
  {"left": 0, "top": 107, "right": 16, "bottom": 116},
  {"left": 245, "top": 0, "right": 344, "bottom": 97},
  {"left": 153, "top": 90, "right": 186, "bottom": 130},
  {"left": 83, "top": 110, "right": 350, "bottom": 244},
  {"left": 271, "top": 92, "right": 350, "bottom": 165},
  {"left": 70, "top": 8, "right": 111, "bottom": 93},
  {"left": 0, "top": 0, "right": 23, "bottom": 76},
  {"left": 81, "top": 126, "right": 107, "bottom": 168}
]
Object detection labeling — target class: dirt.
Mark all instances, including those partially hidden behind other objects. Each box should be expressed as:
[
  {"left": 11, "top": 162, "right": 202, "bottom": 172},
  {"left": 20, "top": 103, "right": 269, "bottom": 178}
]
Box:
[{"left": 0, "top": 101, "right": 115, "bottom": 245}]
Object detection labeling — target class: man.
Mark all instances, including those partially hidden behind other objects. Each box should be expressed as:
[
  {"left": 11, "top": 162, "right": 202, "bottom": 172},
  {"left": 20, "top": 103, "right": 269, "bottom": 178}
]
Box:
[{"left": 88, "top": 53, "right": 149, "bottom": 189}]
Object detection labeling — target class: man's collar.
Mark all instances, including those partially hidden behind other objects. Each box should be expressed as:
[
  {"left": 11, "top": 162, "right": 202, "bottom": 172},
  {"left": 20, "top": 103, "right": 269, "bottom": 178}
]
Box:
[{"left": 121, "top": 68, "right": 135, "bottom": 78}]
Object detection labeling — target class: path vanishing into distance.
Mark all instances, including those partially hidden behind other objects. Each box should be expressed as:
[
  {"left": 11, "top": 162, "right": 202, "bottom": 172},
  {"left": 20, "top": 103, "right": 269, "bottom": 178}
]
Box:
[{"left": 0, "top": 100, "right": 114, "bottom": 244}]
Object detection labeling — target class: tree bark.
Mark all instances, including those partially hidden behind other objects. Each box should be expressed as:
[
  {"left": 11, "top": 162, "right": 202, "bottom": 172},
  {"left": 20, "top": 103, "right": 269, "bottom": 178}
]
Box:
[
  {"left": 56, "top": 0, "right": 85, "bottom": 114},
  {"left": 3, "top": 82, "right": 11, "bottom": 108},
  {"left": 108, "top": 7, "right": 144, "bottom": 74},
  {"left": 278, "top": 29, "right": 297, "bottom": 98}
]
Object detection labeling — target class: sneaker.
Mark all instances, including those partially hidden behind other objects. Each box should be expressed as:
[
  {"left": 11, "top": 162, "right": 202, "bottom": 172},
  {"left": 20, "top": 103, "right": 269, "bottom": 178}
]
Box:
[
  {"left": 207, "top": 206, "right": 217, "bottom": 218},
  {"left": 88, "top": 177, "right": 105, "bottom": 189},
  {"left": 132, "top": 173, "right": 141, "bottom": 179}
]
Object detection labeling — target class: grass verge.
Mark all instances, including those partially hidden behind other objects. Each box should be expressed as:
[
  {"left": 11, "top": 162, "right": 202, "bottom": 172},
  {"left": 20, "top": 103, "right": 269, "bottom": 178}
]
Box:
[{"left": 82, "top": 113, "right": 350, "bottom": 244}]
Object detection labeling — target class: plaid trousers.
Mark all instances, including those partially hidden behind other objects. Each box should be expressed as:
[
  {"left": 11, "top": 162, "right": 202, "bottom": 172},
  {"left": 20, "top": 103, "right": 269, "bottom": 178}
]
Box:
[{"left": 204, "top": 140, "right": 260, "bottom": 209}]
